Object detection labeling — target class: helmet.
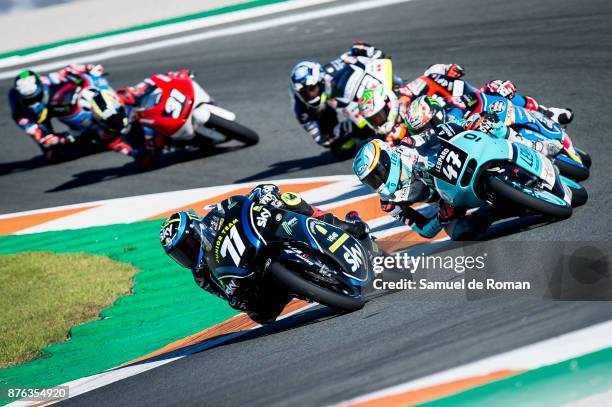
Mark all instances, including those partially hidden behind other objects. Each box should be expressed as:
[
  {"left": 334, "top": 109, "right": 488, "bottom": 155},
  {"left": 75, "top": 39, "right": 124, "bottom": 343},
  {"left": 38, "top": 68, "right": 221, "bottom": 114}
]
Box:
[
  {"left": 84, "top": 88, "right": 128, "bottom": 133},
  {"left": 290, "top": 61, "right": 326, "bottom": 109},
  {"left": 403, "top": 95, "right": 445, "bottom": 134},
  {"left": 160, "top": 210, "right": 207, "bottom": 269},
  {"left": 356, "top": 79, "right": 399, "bottom": 136},
  {"left": 13, "top": 70, "right": 49, "bottom": 116},
  {"left": 352, "top": 139, "right": 403, "bottom": 197}
]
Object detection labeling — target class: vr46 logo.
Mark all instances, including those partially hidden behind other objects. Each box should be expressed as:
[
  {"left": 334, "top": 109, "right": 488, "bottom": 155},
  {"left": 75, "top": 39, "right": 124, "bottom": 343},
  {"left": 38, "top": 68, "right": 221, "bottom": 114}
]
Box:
[{"left": 343, "top": 244, "right": 364, "bottom": 272}]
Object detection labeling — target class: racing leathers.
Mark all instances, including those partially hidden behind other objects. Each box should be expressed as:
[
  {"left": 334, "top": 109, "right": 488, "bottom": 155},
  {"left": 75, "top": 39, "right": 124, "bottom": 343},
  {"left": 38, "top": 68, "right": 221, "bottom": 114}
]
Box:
[
  {"left": 115, "top": 70, "right": 196, "bottom": 166},
  {"left": 405, "top": 63, "right": 573, "bottom": 125},
  {"left": 191, "top": 184, "right": 368, "bottom": 324},
  {"left": 292, "top": 42, "right": 384, "bottom": 156},
  {"left": 8, "top": 64, "right": 127, "bottom": 160},
  {"left": 379, "top": 114, "right": 555, "bottom": 240}
]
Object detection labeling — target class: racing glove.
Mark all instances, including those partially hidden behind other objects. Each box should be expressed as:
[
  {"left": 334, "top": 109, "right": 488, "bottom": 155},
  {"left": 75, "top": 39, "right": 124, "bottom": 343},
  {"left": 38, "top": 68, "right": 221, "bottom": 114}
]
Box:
[
  {"left": 482, "top": 80, "right": 517, "bottom": 99},
  {"left": 424, "top": 64, "right": 465, "bottom": 79},
  {"left": 342, "top": 41, "right": 384, "bottom": 64},
  {"left": 39, "top": 132, "right": 74, "bottom": 148},
  {"left": 463, "top": 112, "right": 506, "bottom": 137}
]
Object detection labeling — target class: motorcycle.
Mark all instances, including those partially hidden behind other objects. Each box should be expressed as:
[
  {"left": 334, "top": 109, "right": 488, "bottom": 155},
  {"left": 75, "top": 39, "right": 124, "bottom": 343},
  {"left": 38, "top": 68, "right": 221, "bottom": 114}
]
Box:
[
  {"left": 443, "top": 92, "right": 591, "bottom": 181},
  {"left": 407, "top": 129, "right": 587, "bottom": 236},
  {"left": 42, "top": 71, "right": 115, "bottom": 160},
  {"left": 127, "top": 71, "right": 258, "bottom": 167},
  {"left": 205, "top": 195, "right": 379, "bottom": 312}
]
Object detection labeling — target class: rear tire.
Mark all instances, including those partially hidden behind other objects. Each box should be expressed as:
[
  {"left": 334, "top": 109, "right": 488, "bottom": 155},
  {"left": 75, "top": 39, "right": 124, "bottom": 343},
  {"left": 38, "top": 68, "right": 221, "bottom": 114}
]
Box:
[
  {"left": 268, "top": 262, "right": 364, "bottom": 312},
  {"left": 205, "top": 113, "right": 259, "bottom": 145},
  {"left": 487, "top": 176, "right": 572, "bottom": 220},
  {"left": 554, "top": 156, "right": 590, "bottom": 181}
]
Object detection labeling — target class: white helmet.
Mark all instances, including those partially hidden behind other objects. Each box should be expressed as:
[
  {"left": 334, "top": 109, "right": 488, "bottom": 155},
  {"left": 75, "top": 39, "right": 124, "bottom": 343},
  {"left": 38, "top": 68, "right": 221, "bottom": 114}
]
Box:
[
  {"left": 289, "top": 61, "right": 326, "bottom": 109},
  {"left": 355, "top": 76, "right": 399, "bottom": 135}
]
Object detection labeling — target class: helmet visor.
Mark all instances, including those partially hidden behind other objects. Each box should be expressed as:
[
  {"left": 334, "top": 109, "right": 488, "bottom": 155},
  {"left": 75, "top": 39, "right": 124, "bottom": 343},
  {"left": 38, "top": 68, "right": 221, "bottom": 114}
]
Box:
[
  {"left": 362, "top": 151, "right": 391, "bottom": 191},
  {"left": 22, "top": 90, "right": 45, "bottom": 106},
  {"left": 167, "top": 228, "right": 202, "bottom": 269},
  {"left": 298, "top": 83, "right": 322, "bottom": 105}
]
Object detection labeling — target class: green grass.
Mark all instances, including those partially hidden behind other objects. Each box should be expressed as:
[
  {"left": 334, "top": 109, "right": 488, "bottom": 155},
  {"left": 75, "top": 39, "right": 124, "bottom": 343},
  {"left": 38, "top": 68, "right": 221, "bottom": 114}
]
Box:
[{"left": 0, "top": 252, "right": 137, "bottom": 368}]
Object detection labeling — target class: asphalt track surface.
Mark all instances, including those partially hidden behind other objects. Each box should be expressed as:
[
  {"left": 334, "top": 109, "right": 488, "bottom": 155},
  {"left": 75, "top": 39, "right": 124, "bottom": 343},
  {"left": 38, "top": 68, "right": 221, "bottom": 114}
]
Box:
[{"left": 1, "top": 0, "right": 611, "bottom": 405}]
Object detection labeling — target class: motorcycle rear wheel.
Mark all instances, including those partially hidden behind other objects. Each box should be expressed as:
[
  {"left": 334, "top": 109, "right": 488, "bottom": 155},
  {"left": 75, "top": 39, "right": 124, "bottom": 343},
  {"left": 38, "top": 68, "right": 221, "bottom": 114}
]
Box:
[
  {"left": 268, "top": 262, "right": 364, "bottom": 312},
  {"left": 205, "top": 114, "right": 259, "bottom": 145}
]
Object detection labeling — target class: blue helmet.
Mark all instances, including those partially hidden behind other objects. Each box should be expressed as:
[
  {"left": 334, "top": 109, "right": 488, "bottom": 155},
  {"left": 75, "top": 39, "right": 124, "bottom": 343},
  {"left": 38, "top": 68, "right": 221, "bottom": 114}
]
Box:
[
  {"left": 353, "top": 139, "right": 403, "bottom": 197},
  {"left": 290, "top": 61, "right": 326, "bottom": 108},
  {"left": 160, "top": 210, "right": 206, "bottom": 269},
  {"left": 14, "top": 70, "right": 49, "bottom": 118}
]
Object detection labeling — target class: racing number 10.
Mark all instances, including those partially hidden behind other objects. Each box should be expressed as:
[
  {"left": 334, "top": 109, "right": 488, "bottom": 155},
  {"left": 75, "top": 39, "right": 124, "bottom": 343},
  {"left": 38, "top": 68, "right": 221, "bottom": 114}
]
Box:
[
  {"left": 443, "top": 151, "right": 463, "bottom": 182},
  {"left": 221, "top": 226, "right": 245, "bottom": 267}
]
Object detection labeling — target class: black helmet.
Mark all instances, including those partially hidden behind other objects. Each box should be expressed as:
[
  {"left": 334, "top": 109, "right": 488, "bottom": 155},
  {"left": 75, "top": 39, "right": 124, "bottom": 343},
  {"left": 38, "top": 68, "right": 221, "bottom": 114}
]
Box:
[
  {"left": 160, "top": 210, "right": 205, "bottom": 269},
  {"left": 84, "top": 88, "right": 128, "bottom": 133}
]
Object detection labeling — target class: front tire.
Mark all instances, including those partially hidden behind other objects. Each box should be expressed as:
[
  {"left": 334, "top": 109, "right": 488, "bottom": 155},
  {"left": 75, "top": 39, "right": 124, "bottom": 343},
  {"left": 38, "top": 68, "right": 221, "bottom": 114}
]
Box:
[
  {"left": 268, "top": 262, "right": 364, "bottom": 312},
  {"left": 487, "top": 176, "right": 572, "bottom": 220},
  {"left": 554, "top": 155, "right": 590, "bottom": 181},
  {"left": 205, "top": 113, "right": 259, "bottom": 145},
  {"left": 560, "top": 176, "right": 588, "bottom": 207},
  {"left": 576, "top": 148, "right": 592, "bottom": 168}
]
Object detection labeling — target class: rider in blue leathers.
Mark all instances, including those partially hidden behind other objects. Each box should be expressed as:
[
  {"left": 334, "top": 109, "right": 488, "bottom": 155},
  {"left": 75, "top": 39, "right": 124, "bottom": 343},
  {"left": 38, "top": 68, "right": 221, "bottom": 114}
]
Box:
[
  {"left": 8, "top": 64, "right": 131, "bottom": 161},
  {"left": 160, "top": 184, "right": 368, "bottom": 324}
]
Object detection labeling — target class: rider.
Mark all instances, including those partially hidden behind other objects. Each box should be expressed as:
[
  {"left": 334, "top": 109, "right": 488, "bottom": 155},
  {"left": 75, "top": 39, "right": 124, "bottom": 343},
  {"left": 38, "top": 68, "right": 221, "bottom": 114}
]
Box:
[
  {"left": 289, "top": 41, "right": 386, "bottom": 157},
  {"left": 114, "top": 69, "right": 194, "bottom": 167},
  {"left": 352, "top": 94, "right": 561, "bottom": 240},
  {"left": 413, "top": 63, "right": 573, "bottom": 125},
  {"left": 160, "top": 184, "right": 369, "bottom": 324},
  {"left": 7, "top": 64, "right": 130, "bottom": 160}
]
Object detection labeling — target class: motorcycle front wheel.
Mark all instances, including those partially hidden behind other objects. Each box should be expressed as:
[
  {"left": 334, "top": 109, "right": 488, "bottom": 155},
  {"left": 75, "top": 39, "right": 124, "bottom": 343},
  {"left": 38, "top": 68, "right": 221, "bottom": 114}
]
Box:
[
  {"left": 268, "top": 262, "right": 364, "bottom": 312},
  {"left": 486, "top": 175, "right": 572, "bottom": 220}
]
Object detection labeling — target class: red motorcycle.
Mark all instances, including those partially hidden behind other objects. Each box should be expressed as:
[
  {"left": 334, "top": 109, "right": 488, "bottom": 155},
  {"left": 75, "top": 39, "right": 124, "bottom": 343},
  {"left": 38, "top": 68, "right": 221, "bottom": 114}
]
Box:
[{"left": 122, "top": 70, "right": 259, "bottom": 167}]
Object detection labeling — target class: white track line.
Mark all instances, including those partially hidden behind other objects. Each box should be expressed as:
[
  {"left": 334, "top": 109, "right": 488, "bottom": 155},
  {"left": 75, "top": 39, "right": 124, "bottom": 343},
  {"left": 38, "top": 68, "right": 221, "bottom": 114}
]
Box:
[
  {"left": 0, "top": 0, "right": 335, "bottom": 69},
  {"left": 0, "top": 0, "right": 417, "bottom": 80},
  {"left": 336, "top": 319, "right": 612, "bottom": 406}
]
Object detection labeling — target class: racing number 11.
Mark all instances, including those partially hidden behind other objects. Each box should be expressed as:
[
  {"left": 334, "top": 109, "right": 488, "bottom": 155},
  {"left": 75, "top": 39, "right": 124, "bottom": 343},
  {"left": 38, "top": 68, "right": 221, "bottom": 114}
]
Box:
[{"left": 221, "top": 226, "right": 245, "bottom": 267}]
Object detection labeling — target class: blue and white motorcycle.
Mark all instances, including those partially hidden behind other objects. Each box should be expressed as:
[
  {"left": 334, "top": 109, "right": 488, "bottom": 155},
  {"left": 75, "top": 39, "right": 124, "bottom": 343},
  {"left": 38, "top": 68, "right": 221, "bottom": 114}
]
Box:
[
  {"left": 203, "top": 196, "right": 379, "bottom": 312},
  {"left": 444, "top": 92, "right": 591, "bottom": 181},
  {"left": 422, "top": 129, "right": 587, "bottom": 223}
]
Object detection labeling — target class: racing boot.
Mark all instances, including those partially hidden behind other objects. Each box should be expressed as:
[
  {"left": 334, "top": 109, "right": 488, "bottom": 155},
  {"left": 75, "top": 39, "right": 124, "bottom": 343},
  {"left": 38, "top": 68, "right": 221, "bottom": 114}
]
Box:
[
  {"left": 318, "top": 212, "right": 369, "bottom": 240},
  {"left": 539, "top": 105, "right": 574, "bottom": 125}
]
